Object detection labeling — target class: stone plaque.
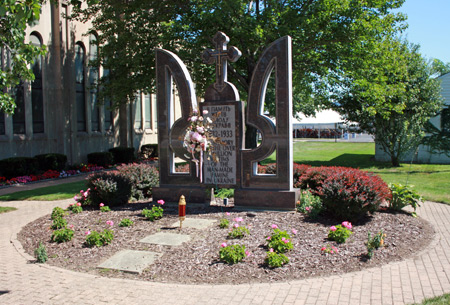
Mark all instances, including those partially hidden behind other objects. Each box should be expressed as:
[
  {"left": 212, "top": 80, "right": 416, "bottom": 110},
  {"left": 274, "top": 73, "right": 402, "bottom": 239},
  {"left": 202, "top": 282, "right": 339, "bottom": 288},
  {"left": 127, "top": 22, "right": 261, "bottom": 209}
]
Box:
[{"left": 203, "top": 104, "right": 237, "bottom": 185}]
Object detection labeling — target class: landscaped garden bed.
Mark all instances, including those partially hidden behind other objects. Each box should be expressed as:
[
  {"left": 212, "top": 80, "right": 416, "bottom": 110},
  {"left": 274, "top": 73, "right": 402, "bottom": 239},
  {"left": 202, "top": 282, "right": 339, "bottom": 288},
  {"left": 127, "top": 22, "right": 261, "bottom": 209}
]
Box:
[{"left": 18, "top": 201, "right": 433, "bottom": 284}]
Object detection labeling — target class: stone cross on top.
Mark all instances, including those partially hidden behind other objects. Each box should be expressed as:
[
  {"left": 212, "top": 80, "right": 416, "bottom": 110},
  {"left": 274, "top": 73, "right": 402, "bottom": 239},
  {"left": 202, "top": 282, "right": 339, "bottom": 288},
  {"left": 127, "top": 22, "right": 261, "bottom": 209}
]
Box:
[{"left": 202, "top": 32, "right": 241, "bottom": 101}]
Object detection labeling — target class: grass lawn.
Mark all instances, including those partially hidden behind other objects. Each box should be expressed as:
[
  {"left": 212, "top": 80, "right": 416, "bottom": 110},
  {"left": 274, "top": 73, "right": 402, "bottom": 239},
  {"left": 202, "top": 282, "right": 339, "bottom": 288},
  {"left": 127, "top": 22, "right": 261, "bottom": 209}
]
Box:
[
  {"left": 264, "top": 141, "right": 450, "bottom": 204},
  {"left": 411, "top": 293, "right": 450, "bottom": 305},
  {"left": 0, "top": 180, "right": 87, "bottom": 202},
  {"left": 0, "top": 206, "right": 17, "bottom": 213}
]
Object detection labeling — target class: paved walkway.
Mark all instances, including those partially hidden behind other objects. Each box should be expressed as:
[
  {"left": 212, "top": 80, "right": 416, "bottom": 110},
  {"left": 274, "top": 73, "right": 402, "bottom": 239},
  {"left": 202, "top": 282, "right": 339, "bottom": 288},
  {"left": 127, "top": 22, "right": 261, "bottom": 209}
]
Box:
[{"left": 1, "top": 195, "right": 450, "bottom": 304}]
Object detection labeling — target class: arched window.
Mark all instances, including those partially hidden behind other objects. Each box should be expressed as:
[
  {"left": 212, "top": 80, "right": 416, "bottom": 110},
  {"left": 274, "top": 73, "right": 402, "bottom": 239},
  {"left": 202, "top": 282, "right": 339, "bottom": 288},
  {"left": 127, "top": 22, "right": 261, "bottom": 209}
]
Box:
[
  {"left": 75, "top": 43, "right": 86, "bottom": 132},
  {"left": 89, "top": 34, "right": 100, "bottom": 132},
  {"left": 30, "top": 33, "right": 44, "bottom": 134}
]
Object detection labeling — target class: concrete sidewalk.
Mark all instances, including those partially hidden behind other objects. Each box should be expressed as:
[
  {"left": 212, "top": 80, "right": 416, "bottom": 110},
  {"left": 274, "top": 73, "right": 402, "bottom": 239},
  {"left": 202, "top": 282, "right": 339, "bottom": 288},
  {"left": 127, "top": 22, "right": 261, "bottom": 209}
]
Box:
[{"left": 0, "top": 198, "right": 449, "bottom": 304}]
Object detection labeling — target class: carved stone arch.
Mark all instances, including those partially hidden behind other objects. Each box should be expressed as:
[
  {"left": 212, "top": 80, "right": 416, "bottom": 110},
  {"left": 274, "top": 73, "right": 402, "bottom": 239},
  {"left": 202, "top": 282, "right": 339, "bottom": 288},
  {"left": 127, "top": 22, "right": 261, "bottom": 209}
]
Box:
[
  {"left": 155, "top": 49, "right": 200, "bottom": 185},
  {"left": 241, "top": 36, "right": 293, "bottom": 190}
]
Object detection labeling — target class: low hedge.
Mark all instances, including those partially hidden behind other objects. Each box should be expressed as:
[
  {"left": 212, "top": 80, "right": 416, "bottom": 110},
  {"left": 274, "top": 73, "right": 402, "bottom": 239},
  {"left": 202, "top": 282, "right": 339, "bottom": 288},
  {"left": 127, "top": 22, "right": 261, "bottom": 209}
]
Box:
[
  {"left": 87, "top": 152, "right": 113, "bottom": 167},
  {"left": 109, "top": 147, "right": 135, "bottom": 164},
  {"left": 0, "top": 157, "right": 39, "bottom": 179},
  {"left": 86, "top": 171, "right": 132, "bottom": 207},
  {"left": 116, "top": 163, "right": 159, "bottom": 201},
  {"left": 35, "top": 153, "right": 67, "bottom": 171}
]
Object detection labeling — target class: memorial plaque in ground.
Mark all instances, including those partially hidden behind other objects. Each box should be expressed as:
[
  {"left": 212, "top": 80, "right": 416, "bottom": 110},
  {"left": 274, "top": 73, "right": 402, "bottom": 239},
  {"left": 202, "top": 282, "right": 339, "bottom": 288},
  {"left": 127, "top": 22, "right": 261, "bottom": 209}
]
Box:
[{"left": 202, "top": 103, "right": 239, "bottom": 186}]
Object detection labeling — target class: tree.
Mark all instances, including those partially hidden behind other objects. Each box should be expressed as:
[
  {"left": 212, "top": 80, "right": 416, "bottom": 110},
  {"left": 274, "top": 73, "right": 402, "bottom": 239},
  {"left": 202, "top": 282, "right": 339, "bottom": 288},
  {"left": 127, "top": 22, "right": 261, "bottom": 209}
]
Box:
[
  {"left": 70, "top": 0, "right": 406, "bottom": 146},
  {"left": 332, "top": 39, "right": 443, "bottom": 166},
  {"left": 0, "top": 0, "right": 46, "bottom": 114}
]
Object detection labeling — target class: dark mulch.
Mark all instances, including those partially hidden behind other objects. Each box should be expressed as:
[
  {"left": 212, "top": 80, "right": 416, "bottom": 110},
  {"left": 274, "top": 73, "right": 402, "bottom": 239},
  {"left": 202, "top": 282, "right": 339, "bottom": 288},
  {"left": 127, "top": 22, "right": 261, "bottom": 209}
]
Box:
[{"left": 18, "top": 201, "right": 434, "bottom": 284}]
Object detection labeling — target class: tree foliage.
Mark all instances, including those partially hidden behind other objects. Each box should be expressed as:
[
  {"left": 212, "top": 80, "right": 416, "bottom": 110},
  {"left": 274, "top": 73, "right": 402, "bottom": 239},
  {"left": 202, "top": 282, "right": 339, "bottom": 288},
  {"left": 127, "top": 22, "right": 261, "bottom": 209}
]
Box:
[
  {"left": 0, "top": 0, "right": 46, "bottom": 114},
  {"left": 332, "top": 39, "right": 443, "bottom": 166},
  {"left": 70, "top": 0, "right": 406, "bottom": 117}
]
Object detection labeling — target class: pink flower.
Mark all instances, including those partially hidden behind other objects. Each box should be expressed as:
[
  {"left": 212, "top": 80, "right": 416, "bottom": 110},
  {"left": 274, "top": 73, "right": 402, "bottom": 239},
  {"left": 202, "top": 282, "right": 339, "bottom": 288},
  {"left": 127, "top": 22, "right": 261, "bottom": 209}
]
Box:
[
  {"left": 106, "top": 220, "right": 114, "bottom": 226},
  {"left": 100, "top": 203, "right": 104, "bottom": 207},
  {"left": 69, "top": 224, "right": 74, "bottom": 229},
  {"left": 80, "top": 190, "right": 84, "bottom": 193},
  {"left": 83, "top": 191, "right": 88, "bottom": 197},
  {"left": 321, "top": 247, "right": 326, "bottom": 251},
  {"left": 73, "top": 195, "right": 79, "bottom": 201},
  {"left": 292, "top": 229, "right": 297, "bottom": 235},
  {"left": 269, "top": 248, "right": 274, "bottom": 253},
  {"left": 233, "top": 217, "right": 243, "bottom": 222},
  {"left": 76, "top": 202, "right": 81, "bottom": 207},
  {"left": 202, "top": 110, "right": 208, "bottom": 115},
  {"left": 266, "top": 236, "right": 271, "bottom": 240},
  {"left": 193, "top": 109, "right": 198, "bottom": 114},
  {"left": 245, "top": 250, "right": 251, "bottom": 257},
  {"left": 330, "top": 226, "right": 337, "bottom": 232},
  {"left": 305, "top": 206, "right": 311, "bottom": 211},
  {"left": 157, "top": 199, "right": 165, "bottom": 205},
  {"left": 284, "top": 239, "right": 289, "bottom": 244},
  {"left": 221, "top": 242, "right": 227, "bottom": 248},
  {"left": 332, "top": 246, "right": 339, "bottom": 253},
  {"left": 226, "top": 212, "right": 230, "bottom": 216},
  {"left": 196, "top": 126, "right": 205, "bottom": 133},
  {"left": 233, "top": 223, "right": 239, "bottom": 228},
  {"left": 302, "top": 190, "right": 307, "bottom": 195},
  {"left": 85, "top": 230, "right": 91, "bottom": 235},
  {"left": 281, "top": 237, "right": 286, "bottom": 241},
  {"left": 271, "top": 224, "right": 278, "bottom": 229},
  {"left": 342, "top": 221, "right": 352, "bottom": 229},
  {"left": 190, "top": 116, "right": 198, "bottom": 122}
]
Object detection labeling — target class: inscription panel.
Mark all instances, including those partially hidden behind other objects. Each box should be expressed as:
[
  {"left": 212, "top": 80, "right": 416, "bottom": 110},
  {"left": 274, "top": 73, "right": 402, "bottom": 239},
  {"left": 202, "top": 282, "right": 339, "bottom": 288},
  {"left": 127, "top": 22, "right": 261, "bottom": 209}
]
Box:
[{"left": 203, "top": 104, "right": 237, "bottom": 185}]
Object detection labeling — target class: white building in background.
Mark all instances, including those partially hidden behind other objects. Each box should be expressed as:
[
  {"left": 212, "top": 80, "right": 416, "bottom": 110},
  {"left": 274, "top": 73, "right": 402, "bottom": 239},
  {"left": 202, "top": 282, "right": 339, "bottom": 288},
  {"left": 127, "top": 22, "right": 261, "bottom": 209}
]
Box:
[
  {"left": 375, "top": 72, "right": 450, "bottom": 164},
  {"left": 0, "top": 2, "right": 159, "bottom": 164}
]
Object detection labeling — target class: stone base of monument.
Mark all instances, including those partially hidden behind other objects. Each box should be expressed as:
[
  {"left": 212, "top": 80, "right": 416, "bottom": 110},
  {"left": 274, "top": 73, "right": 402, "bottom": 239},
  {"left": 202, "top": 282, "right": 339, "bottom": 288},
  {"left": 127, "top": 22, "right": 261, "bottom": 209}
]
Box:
[
  {"left": 234, "top": 189, "right": 300, "bottom": 210},
  {"left": 152, "top": 185, "right": 207, "bottom": 204}
]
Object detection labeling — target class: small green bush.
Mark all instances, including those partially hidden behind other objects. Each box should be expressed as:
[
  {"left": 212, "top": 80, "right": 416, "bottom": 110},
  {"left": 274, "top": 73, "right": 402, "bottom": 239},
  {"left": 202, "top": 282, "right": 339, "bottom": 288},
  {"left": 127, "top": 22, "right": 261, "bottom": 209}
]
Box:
[
  {"left": 34, "top": 153, "right": 67, "bottom": 171},
  {"left": 0, "top": 157, "right": 39, "bottom": 178},
  {"left": 51, "top": 228, "right": 74, "bottom": 243},
  {"left": 219, "top": 244, "right": 247, "bottom": 264},
  {"left": 109, "top": 147, "right": 135, "bottom": 164},
  {"left": 328, "top": 224, "right": 353, "bottom": 244},
  {"left": 265, "top": 250, "right": 289, "bottom": 268},
  {"left": 100, "top": 205, "right": 111, "bottom": 212},
  {"left": 267, "top": 229, "right": 293, "bottom": 253},
  {"left": 34, "top": 242, "right": 48, "bottom": 263},
  {"left": 51, "top": 207, "right": 66, "bottom": 220},
  {"left": 87, "top": 171, "right": 132, "bottom": 207},
  {"left": 67, "top": 203, "right": 83, "bottom": 214},
  {"left": 87, "top": 152, "right": 114, "bottom": 167},
  {"left": 142, "top": 206, "right": 163, "bottom": 221},
  {"left": 116, "top": 163, "right": 159, "bottom": 200},
  {"left": 219, "top": 218, "right": 229, "bottom": 229},
  {"left": 366, "top": 230, "right": 386, "bottom": 258},
  {"left": 51, "top": 217, "right": 67, "bottom": 230},
  {"left": 119, "top": 218, "right": 134, "bottom": 227},
  {"left": 389, "top": 183, "right": 422, "bottom": 216},
  {"left": 85, "top": 229, "right": 114, "bottom": 247},
  {"left": 296, "top": 189, "right": 323, "bottom": 219},
  {"left": 228, "top": 225, "right": 250, "bottom": 239}
]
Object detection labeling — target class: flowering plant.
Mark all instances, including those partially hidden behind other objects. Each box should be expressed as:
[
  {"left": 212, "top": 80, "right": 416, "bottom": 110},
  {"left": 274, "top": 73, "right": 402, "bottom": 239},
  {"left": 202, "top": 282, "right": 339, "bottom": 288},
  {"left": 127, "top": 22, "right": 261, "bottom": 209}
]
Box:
[
  {"left": 266, "top": 227, "right": 293, "bottom": 253},
  {"left": 296, "top": 189, "right": 322, "bottom": 219},
  {"left": 321, "top": 244, "right": 339, "bottom": 254},
  {"left": 328, "top": 221, "right": 353, "bottom": 243},
  {"left": 366, "top": 230, "right": 386, "bottom": 258},
  {"left": 183, "top": 109, "right": 221, "bottom": 182},
  {"left": 74, "top": 188, "right": 90, "bottom": 206},
  {"left": 219, "top": 243, "right": 249, "bottom": 264},
  {"left": 99, "top": 203, "right": 111, "bottom": 212},
  {"left": 265, "top": 249, "right": 289, "bottom": 268},
  {"left": 67, "top": 202, "right": 83, "bottom": 214}
]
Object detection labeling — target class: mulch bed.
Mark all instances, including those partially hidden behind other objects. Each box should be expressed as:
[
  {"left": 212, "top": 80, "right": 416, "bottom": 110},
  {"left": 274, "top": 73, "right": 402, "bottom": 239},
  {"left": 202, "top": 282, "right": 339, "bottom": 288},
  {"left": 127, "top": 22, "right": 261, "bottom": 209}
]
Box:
[{"left": 18, "top": 200, "right": 434, "bottom": 284}]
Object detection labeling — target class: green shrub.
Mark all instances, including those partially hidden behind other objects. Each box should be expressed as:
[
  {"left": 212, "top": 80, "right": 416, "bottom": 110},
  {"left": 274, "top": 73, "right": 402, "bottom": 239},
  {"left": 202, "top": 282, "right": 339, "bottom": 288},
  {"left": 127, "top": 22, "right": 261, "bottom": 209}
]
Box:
[
  {"left": 219, "top": 244, "right": 247, "bottom": 264},
  {"left": 139, "top": 144, "right": 158, "bottom": 159},
  {"left": 51, "top": 228, "right": 74, "bottom": 243},
  {"left": 51, "top": 207, "right": 66, "bottom": 220},
  {"left": 51, "top": 217, "right": 67, "bottom": 230},
  {"left": 100, "top": 205, "right": 111, "bottom": 212},
  {"left": 267, "top": 228, "right": 293, "bottom": 253},
  {"left": 389, "top": 183, "right": 422, "bottom": 216},
  {"left": 265, "top": 250, "right": 289, "bottom": 268},
  {"left": 87, "top": 152, "right": 114, "bottom": 167},
  {"left": 215, "top": 188, "right": 234, "bottom": 199},
  {"left": 34, "top": 153, "right": 67, "bottom": 171},
  {"left": 67, "top": 203, "right": 83, "bottom": 214},
  {"left": 0, "top": 157, "right": 38, "bottom": 178},
  {"left": 328, "top": 223, "right": 353, "bottom": 243},
  {"left": 116, "top": 163, "right": 159, "bottom": 200},
  {"left": 228, "top": 225, "right": 250, "bottom": 239},
  {"left": 109, "top": 147, "right": 135, "bottom": 164},
  {"left": 366, "top": 230, "right": 386, "bottom": 258},
  {"left": 296, "top": 189, "right": 322, "bottom": 219},
  {"left": 87, "top": 171, "right": 132, "bottom": 207},
  {"left": 119, "top": 218, "right": 134, "bottom": 227},
  {"left": 219, "top": 218, "right": 229, "bottom": 229},
  {"left": 142, "top": 206, "right": 163, "bottom": 221},
  {"left": 85, "top": 229, "right": 114, "bottom": 247},
  {"left": 34, "top": 242, "right": 48, "bottom": 263}
]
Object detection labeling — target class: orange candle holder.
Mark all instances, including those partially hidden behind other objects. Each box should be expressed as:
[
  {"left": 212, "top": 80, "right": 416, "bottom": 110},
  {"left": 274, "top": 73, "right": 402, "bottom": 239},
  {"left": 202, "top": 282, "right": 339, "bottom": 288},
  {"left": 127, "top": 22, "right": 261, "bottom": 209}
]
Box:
[{"left": 179, "top": 195, "right": 186, "bottom": 228}]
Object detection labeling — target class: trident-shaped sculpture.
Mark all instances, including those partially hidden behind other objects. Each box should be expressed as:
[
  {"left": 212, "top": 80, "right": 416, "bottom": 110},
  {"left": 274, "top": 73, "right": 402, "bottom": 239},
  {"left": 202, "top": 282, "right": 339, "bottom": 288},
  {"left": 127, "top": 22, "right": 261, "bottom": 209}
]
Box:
[{"left": 202, "top": 32, "right": 242, "bottom": 101}]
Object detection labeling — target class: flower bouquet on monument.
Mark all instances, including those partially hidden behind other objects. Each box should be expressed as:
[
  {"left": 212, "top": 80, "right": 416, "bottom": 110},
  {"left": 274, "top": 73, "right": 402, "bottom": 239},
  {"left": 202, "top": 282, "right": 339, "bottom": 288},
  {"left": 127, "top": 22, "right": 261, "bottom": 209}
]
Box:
[{"left": 183, "top": 109, "right": 222, "bottom": 182}]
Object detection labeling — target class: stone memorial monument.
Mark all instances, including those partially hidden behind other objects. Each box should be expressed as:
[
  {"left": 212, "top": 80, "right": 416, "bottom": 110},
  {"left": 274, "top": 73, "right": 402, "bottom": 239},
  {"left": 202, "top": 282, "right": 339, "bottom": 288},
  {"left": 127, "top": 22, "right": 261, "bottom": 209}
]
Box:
[{"left": 152, "top": 32, "right": 299, "bottom": 209}]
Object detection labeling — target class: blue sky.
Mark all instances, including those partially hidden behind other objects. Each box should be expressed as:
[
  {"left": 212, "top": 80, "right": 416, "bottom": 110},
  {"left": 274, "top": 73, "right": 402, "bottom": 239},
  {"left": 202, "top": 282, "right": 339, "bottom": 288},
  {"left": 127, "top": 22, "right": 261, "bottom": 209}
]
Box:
[{"left": 396, "top": 0, "right": 450, "bottom": 63}]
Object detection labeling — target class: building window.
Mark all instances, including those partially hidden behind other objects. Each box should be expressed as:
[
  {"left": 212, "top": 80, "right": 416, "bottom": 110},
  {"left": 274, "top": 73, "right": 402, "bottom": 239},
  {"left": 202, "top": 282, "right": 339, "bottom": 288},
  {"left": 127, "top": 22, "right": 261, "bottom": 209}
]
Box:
[
  {"left": 30, "top": 33, "right": 44, "bottom": 134},
  {"left": 75, "top": 43, "right": 86, "bottom": 132},
  {"left": 89, "top": 34, "right": 100, "bottom": 132},
  {"left": 134, "top": 93, "right": 142, "bottom": 130},
  {"left": 144, "top": 94, "right": 152, "bottom": 129},
  {"left": 13, "top": 81, "right": 25, "bottom": 134},
  {"left": 442, "top": 107, "right": 450, "bottom": 133},
  {"left": 104, "top": 98, "right": 113, "bottom": 132}
]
